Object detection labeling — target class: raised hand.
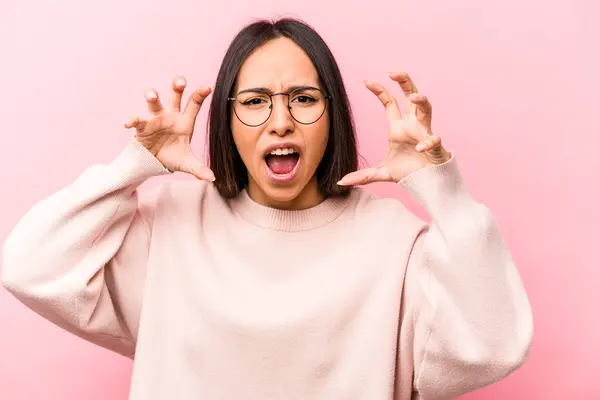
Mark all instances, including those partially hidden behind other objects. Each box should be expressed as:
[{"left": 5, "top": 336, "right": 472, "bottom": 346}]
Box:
[
  {"left": 338, "top": 72, "right": 451, "bottom": 186},
  {"left": 124, "top": 77, "right": 215, "bottom": 181}
]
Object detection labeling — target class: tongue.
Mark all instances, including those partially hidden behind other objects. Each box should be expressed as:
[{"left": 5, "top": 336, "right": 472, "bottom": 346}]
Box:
[{"left": 266, "top": 155, "right": 298, "bottom": 175}]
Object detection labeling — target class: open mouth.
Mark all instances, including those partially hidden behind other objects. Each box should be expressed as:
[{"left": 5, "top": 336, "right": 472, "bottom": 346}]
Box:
[{"left": 264, "top": 148, "right": 301, "bottom": 183}]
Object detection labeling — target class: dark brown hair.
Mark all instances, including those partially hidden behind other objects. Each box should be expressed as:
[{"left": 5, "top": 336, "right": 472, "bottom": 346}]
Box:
[{"left": 207, "top": 17, "right": 358, "bottom": 198}]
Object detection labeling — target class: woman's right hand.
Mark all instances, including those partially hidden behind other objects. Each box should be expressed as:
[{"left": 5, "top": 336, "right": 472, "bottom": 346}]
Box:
[{"left": 124, "top": 76, "right": 215, "bottom": 181}]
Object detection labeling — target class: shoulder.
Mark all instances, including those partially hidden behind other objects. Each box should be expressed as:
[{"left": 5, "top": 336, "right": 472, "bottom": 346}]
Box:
[
  {"left": 348, "top": 187, "right": 416, "bottom": 219},
  {"left": 140, "top": 179, "right": 227, "bottom": 216},
  {"left": 345, "top": 187, "right": 427, "bottom": 233}
]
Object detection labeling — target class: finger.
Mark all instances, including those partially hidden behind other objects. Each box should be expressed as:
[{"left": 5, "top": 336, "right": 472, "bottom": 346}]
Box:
[
  {"left": 124, "top": 116, "right": 139, "bottom": 129},
  {"left": 365, "top": 80, "right": 402, "bottom": 121},
  {"left": 415, "top": 134, "right": 442, "bottom": 152},
  {"left": 337, "top": 167, "right": 391, "bottom": 186},
  {"left": 170, "top": 76, "right": 187, "bottom": 112},
  {"left": 183, "top": 86, "right": 212, "bottom": 122},
  {"left": 181, "top": 155, "right": 216, "bottom": 181},
  {"left": 145, "top": 89, "right": 163, "bottom": 115},
  {"left": 124, "top": 116, "right": 148, "bottom": 132},
  {"left": 408, "top": 93, "right": 433, "bottom": 133},
  {"left": 390, "top": 72, "right": 419, "bottom": 115},
  {"left": 389, "top": 72, "right": 419, "bottom": 95}
]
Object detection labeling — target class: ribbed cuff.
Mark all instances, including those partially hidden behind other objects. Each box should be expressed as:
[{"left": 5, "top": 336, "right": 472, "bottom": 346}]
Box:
[
  {"left": 108, "top": 140, "right": 172, "bottom": 188},
  {"left": 398, "top": 152, "right": 474, "bottom": 218}
]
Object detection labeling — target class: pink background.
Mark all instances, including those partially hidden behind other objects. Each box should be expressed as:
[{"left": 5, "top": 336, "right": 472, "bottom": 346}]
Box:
[{"left": 1, "top": 0, "right": 598, "bottom": 399}]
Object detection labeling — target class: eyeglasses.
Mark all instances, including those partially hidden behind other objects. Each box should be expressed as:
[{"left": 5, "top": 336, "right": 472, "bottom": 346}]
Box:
[{"left": 228, "top": 86, "right": 330, "bottom": 127}]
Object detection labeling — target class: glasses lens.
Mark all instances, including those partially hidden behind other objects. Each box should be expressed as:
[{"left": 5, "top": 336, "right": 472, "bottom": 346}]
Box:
[
  {"left": 289, "top": 88, "right": 326, "bottom": 124},
  {"left": 233, "top": 92, "right": 272, "bottom": 126}
]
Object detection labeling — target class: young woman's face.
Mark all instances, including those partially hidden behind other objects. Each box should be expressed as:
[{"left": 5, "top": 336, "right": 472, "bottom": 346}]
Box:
[{"left": 230, "top": 37, "right": 329, "bottom": 210}]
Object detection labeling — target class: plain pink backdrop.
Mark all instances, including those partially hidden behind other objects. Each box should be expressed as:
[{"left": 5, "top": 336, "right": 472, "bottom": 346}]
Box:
[{"left": 1, "top": 0, "right": 598, "bottom": 399}]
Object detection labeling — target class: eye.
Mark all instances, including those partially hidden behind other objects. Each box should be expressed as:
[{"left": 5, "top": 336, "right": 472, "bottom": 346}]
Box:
[
  {"left": 291, "top": 95, "right": 316, "bottom": 103},
  {"left": 242, "top": 97, "right": 267, "bottom": 106}
]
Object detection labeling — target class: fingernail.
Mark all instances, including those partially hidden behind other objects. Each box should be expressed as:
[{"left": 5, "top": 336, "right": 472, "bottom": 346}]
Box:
[
  {"left": 177, "top": 79, "right": 186, "bottom": 86},
  {"left": 337, "top": 180, "right": 346, "bottom": 186},
  {"left": 146, "top": 91, "right": 156, "bottom": 100},
  {"left": 416, "top": 143, "right": 426, "bottom": 151}
]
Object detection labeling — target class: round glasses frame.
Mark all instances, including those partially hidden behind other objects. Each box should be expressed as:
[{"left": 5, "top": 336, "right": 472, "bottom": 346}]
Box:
[{"left": 228, "top": 88, "right": 331, "bottom": 127}]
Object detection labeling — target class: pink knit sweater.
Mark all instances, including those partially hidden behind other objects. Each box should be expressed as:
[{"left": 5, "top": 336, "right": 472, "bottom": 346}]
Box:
[{"left": 1, "top": 140, "right": 533, "bottom": 399}]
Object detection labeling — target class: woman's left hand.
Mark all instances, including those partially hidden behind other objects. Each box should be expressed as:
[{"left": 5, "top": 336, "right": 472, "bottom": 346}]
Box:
[{"left": 338, "top": 72, "right": 451, "bottom": 186}]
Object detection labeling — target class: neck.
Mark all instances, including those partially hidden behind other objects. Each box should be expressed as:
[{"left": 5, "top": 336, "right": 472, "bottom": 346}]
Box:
[{"left": 246, "top": 176, "right": 325, "bottom": 210}]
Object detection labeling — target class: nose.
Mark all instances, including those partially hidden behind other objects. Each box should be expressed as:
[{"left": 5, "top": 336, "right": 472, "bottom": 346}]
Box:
[{"left": 267, "top": 94, "right": 294, "bottom": 137}]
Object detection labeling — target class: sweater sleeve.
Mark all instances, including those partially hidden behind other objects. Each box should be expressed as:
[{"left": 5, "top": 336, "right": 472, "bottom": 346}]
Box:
[
  {"left": 398, "top": 154, "right": 533, "bottom": 399},
  {"left": 1, "top": 140, "right": 171, "bottom": 358}
]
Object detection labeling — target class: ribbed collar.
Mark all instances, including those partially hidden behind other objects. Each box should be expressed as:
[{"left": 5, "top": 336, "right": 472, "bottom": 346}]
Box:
[{"left": 228, "top": 188, "right": 356, "bottom": 232}]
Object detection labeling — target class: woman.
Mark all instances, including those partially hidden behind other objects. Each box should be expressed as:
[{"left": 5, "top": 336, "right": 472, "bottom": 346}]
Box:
[{"left": 1, "top": 18, "right": 533, "bottom": 400}]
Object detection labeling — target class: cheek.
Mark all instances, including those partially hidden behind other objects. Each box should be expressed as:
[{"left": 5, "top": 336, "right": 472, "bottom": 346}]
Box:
[
  {"left": 305, "top": 119, "right": 329, "bottom": 164},
  {"left": 231, "top": 121, "right": 259, "bottom": 166},
  {"left": 313, "top": 114, "right": 330, "bottom": 152}
]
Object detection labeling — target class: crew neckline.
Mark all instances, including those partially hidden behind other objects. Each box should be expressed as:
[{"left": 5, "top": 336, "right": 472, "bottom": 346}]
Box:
[{"left": 228, "top": 188, "right": 357, "bottom": 232}]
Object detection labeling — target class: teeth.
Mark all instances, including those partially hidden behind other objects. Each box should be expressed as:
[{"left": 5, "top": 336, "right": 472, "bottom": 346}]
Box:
[{"left": 270, "top": 148, "right": 296, "bottom": 156}]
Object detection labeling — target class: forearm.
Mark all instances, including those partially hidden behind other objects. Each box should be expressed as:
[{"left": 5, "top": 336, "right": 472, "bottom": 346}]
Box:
[
  {"left": 1, "top": 141, "right": 168, "bottom": 334},
  {"left": 400, "top": 155, "right": 533, "bottom": 398}
]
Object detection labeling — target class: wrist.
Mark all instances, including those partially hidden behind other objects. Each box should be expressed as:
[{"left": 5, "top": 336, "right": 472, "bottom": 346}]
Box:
[{"left": 133, "top": 136, "right": 160, "bottom": 158}]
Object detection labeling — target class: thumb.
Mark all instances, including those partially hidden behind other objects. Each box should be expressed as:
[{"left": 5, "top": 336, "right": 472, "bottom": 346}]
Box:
[
  {"left": 180, "top": 154, "right": 215, "bottom": 181},
  {"left": 337, "top": 166, "right": 390, "bottom": 186}
]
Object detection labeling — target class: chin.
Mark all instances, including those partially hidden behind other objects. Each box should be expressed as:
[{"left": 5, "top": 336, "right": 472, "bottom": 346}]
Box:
[{"left": 259, "top": 168, "right": 309, "bottom": 204}]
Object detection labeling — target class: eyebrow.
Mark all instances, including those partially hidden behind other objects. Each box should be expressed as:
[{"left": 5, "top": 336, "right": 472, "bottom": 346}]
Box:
[{"left": 236, "top": 85, "right": 321, "bottom": 95}]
